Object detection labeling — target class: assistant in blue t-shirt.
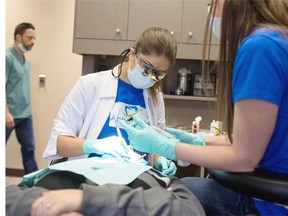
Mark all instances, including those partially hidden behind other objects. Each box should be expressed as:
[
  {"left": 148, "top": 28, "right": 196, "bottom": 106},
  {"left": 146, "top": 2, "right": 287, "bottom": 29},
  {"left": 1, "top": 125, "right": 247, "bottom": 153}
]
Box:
[{"left": 232, "top": 28, "right": 288, "bottom": 215}]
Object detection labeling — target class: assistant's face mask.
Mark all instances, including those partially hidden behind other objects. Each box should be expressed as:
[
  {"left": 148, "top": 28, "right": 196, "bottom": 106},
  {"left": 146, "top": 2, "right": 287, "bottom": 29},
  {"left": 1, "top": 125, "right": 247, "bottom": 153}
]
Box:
[
  {"left": 17, "top": 42, "right": 28, "bottom": 53},
  {"left": 211, "top": 17, "right": 221, "bottom": 39},
  {"left": 127, "top": 64, "right": 156, "bottom": 89}
]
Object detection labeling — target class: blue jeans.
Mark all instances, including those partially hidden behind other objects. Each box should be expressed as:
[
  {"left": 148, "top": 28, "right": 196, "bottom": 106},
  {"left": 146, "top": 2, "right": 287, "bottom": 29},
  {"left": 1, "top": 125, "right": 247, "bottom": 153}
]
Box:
[
  {"left": 6, "top": 116, "right": 38, "bottom": 174},
  {"left": 180, "top": 177, "right": 258, "bottom": 216}
]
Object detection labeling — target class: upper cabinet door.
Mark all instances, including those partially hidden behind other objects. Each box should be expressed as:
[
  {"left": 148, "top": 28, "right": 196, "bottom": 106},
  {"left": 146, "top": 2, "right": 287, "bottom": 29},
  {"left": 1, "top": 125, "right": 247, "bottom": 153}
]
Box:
[
  {"left": 128, "top": 0, "right": 182, "bottom": 41},
  {"left": 74, "top": 0, "right": 129, "bottom": 40},
  {"left": 182, "top": 0, "right": 219, "bottom": 45}
]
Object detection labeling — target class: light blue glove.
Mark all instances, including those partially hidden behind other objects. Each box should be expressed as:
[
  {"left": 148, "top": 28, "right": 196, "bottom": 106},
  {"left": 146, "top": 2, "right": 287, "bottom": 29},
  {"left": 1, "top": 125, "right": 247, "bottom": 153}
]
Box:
[
  {"left": 83, "top": 136, "right": 130, "bottom": 158},
  {"left": 118, "top": 116, "right": 179, "bottom": 160},
  {"left": 155, "top": 156, "right": 177, "bottom": 176},
  {"left": 165, "top": 128, "right": 206, "bottom": 146}
]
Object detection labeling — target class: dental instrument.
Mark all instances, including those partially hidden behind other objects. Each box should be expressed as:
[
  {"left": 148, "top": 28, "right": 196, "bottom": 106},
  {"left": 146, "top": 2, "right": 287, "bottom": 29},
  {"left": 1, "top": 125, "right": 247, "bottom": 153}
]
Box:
[{"left": 116, "top": 126, "right": 130, "bottom": 154}]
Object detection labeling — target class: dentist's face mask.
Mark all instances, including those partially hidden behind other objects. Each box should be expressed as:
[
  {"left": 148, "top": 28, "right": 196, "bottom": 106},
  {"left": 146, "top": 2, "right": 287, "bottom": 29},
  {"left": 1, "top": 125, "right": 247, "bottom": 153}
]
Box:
[
  {"left": 127, "top": 64, "right": 156, "bottom": 89},
  {"left": 17, "top": 42, "right": 28, "bottom": 53},
  {"left": 211, "top": 17, "right": 221, "bottom": 39}
]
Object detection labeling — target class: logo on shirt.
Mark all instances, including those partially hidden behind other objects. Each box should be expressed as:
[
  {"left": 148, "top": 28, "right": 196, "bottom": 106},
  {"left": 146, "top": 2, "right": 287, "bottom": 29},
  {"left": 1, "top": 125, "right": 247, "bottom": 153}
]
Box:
[
  {"left": 123, "top": 105, "right": 142, "bottom": 117},
  {"left": 109, "top": 102, "right": 148, "bottom": 128}
]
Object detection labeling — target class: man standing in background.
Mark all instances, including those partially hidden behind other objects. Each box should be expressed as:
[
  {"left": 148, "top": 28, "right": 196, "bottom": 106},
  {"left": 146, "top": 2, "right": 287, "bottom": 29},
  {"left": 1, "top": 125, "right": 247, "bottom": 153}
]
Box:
[{"left": 6, "top": 22, "right": 38, "bottom": 174}]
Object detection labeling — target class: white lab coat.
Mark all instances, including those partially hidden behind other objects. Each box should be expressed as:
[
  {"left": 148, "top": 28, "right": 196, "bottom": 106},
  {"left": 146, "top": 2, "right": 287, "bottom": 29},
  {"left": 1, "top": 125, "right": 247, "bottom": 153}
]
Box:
[{"left": 43, "top": 69, "right": 166, "bottom": 161}]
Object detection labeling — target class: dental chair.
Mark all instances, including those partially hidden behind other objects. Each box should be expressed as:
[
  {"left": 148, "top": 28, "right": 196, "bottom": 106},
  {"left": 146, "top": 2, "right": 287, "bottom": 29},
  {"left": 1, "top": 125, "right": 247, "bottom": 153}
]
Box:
[{"left": 207, "top": 168, "right": 288, "bottom": 206}]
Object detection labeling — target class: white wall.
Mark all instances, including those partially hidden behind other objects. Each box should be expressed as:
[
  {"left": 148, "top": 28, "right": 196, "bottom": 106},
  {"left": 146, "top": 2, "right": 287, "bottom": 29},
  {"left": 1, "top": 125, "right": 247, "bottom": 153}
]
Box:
[{"left": 6, "top": 0, "right": 82, "bottom": 169}]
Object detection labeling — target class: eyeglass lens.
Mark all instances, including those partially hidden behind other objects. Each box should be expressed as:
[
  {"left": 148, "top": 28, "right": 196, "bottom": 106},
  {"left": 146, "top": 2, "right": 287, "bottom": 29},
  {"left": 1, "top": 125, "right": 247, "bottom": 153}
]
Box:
[{"left": 135, "top": 53, "right": 166, "bottom": 81}]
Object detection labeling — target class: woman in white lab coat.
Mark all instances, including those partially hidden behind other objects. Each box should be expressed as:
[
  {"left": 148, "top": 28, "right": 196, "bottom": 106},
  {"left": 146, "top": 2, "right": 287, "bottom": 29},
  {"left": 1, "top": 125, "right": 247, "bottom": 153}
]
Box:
[{"left": 43, "top": 26, "right": 178, "bottom": 176}]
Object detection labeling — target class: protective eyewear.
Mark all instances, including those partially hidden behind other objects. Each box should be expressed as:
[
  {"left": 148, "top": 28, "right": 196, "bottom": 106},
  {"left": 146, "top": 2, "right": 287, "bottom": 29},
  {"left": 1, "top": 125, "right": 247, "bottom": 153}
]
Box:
[{"left": 135, "top": 52, "right": 167, "bottom": 82}]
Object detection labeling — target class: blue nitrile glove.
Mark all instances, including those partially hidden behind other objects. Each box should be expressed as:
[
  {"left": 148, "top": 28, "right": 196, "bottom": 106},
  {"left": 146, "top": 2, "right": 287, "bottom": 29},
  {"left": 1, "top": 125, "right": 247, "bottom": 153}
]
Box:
[
  {"left": 165, "top": 128, "right": 206, "bottom": 146},
  {"left": 118, "top": 116, "right": 179, "bottom": 160},
  {"left": 155, "top": 156, "right": 177, "bottom": 176},
  {"left": 83, "top": 136, "right": 130, "bottom": 158}
]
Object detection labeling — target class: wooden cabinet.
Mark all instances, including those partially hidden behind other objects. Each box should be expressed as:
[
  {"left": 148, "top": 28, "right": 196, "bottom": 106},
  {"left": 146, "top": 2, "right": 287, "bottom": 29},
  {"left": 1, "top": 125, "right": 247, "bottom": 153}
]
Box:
[
  {"left": 73, "top": 0, "right": 132, "bottom": 55},
  {"left": 73, "top": 0, "right": 219, "bottom": 59},
  {"left": 182, "top": 0, "right": 218, "bottom": 45},
  {"left": 128, "top": 0, "right": 182, "bottom": 41},
  {"left": 177, "top": 0, "right": 219, "bottom": 59},
  {"left": 74, "top": 0, "right": 129, "bottom": 40}
]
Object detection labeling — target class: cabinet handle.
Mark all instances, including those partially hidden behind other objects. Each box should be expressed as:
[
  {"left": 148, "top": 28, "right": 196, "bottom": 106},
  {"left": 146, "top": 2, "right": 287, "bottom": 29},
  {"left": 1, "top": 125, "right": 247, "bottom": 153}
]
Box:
[
  {"left": 116, "top": 28, "right": 121, "bottom": 33},
  {"left": 170, "top": 31, "right": 174, "bottom": 35},
  {"left": 188, "top": 32, "right": 193, "bottom": 37}
]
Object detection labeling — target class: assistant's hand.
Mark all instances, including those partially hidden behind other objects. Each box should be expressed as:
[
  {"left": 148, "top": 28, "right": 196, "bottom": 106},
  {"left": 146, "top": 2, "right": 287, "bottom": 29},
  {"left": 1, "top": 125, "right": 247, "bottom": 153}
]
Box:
[
  {"left": 83, "top": 136, "right": 129, "bottom": 158},
  {"left": 155, "top": 156, "right": 177, "bottom": 176},
  {"left": 165, "top": 128, "right": 206, "bottom": 146},
  {"left": 31, "top": 190, "right": 83, "bottom": 216},
  {"left": 119, "top": 116, "right": 179, "bottom": 160}
]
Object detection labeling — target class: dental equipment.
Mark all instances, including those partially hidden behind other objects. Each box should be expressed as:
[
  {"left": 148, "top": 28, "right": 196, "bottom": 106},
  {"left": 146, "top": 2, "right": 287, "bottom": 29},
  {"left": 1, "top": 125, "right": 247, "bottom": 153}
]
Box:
[{"left": 116, "top": 126, "right": 130, "bottom": 154}]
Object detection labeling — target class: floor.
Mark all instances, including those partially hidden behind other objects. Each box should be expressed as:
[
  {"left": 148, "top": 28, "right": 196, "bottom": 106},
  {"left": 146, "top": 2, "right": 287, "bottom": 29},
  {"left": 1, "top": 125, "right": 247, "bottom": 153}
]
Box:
[{"left": 6, "top": 176, "right": 23, "bottom": 186}]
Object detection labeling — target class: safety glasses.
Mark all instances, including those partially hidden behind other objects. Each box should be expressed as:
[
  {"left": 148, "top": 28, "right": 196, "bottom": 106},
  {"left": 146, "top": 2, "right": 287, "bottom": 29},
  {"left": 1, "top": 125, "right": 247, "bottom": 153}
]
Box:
[{"left": 135, "top": 52, "right": 167, "bottom": 82}]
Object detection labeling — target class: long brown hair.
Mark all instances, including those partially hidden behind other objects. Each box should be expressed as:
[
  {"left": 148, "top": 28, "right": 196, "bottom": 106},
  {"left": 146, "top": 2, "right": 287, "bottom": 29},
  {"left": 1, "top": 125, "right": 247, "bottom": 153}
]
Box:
[{"left": 203, "top": 0, "right": 288, "bottom": 141}]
